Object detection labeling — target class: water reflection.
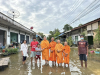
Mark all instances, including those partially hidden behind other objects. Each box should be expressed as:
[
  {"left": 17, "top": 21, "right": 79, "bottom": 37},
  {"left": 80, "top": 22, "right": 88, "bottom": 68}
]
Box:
[{"left": 0, "top": 49, "right": 100, "bottom": 75}]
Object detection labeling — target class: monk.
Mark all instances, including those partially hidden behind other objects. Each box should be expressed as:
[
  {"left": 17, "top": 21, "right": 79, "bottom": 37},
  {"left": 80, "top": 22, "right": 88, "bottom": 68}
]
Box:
[
  {"left": 41, "top": 36, "right": 49, "bottom": 65},
  {"left": 55, "top": 40, "right": 63, "bottom": 66},
  {"left": 49, "top": 37, "right": 56, "bottom": 65},
  {"left": 63, "top": 42, "right": 70, "bottom": 67}
]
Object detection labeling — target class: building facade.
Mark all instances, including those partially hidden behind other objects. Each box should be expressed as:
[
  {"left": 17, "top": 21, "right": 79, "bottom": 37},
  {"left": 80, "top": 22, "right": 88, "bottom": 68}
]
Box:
[
  {"left": 70, "top": 18, "right": 100, "bottom": 46},
  {"left": 0, "top": 12, "right": 36, "bottom": 48},
  {"left": 58, "top": 18, "right": 100, "bottom": 46}
]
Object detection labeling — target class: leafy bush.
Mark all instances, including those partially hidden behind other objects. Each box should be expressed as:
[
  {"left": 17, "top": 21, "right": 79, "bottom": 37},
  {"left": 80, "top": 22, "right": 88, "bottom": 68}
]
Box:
[
  {"left": 13, "top": 48, "right": 18, "bottom": 53},
  {"left": 3, "top": 52, "right": 8, "bottom": 56},
  {"left": 93, "top": 28, "right": 100, "bottom": 48},
  {"left": 89, "top": 48, "right": 96, "bottom": 51},
  {"left": 3, "top": 48, "right": 18, "bottom": 56},
  {"left": 66, "top": 36, "right": 73, "bottom": 46},
  {"left": 7, "top": 49, "right": 11, "bottom": 54}
]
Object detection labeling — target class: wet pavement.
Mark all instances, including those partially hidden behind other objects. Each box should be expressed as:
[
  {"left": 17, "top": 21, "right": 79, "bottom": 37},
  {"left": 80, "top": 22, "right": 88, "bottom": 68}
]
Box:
[{"left": 0, "top": 48, "right": 100, "bottom": 75}]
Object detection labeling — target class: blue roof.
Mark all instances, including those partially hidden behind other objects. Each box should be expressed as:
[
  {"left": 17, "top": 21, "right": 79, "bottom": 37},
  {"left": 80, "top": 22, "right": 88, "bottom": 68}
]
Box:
[
  {"left": 36, "top": 35, "right": 38, "bottom": 37},
  {"left": 55, "top": 36, "right": 58, "bottom": 39},
  {"left": 39, "top": 36, "right": 42, "bottom": 39},
  {"left": 36, "top": 34, "right": 43, "bottom": 39},
  {"left": 59, "top": 33, "right": 64, "bottom": 36},
  {"left": 55, "top": 33, "right": 64, "bottom": 38}
]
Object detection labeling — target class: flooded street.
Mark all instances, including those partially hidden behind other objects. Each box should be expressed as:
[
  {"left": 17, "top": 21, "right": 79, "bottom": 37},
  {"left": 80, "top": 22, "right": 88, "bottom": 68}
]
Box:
[{"left": 0, "top": 48, "right": 100, "bottom": 75}]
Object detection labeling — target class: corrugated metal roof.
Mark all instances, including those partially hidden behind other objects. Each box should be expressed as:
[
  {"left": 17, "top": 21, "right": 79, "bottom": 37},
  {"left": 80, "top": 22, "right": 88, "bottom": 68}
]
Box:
[
  {"left": 59, "top": 33, "right": 64, "bottom": 36},
  {"left": 36, "top": 34, "right": 43, "bottom": 39},
  {"left": 71, "top": 18, "right": 100, "bottom": 31},
  {"left": 0, "top": 12, "right": 35, "bottom": 34}
]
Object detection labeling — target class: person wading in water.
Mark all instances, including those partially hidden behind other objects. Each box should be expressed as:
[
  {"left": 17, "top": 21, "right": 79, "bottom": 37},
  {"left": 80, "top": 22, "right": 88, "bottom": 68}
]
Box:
[{"left": 77, "top": 35, "right": 88, "bottom": 68}]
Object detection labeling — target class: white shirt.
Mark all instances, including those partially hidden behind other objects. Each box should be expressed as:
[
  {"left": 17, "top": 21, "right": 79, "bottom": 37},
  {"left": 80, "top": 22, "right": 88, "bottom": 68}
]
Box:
[{"left": 21, "top": 43, "right": 28, "bottom": 57}]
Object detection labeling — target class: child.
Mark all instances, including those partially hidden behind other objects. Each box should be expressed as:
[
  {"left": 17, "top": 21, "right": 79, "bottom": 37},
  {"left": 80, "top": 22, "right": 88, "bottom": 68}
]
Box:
[
  {"left": 35, "top": 44, "right": 44, "bottom": 63},
  {"left": 21, "top": 40, "right": 28, "bottom": 65}
]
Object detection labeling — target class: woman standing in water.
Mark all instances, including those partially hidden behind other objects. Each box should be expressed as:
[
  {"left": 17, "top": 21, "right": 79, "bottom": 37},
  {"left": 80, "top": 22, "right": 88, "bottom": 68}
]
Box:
[{"left": 21, "top": 40, "right": 28, "bottom": 64}]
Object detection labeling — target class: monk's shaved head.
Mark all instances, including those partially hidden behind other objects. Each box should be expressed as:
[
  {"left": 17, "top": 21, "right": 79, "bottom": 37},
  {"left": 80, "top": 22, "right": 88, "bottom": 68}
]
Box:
[
  {"left": 64, "top": 41, "right": 68, "bottom": 45},
  {"left": 57, "top": 40, "right": 60, "bottom": 43},
  {"left": 44, "top": 36, "right": 47, "bottom": 40},
  {"left": 51, "top": 37, "right": 54, "bottom": 41}
]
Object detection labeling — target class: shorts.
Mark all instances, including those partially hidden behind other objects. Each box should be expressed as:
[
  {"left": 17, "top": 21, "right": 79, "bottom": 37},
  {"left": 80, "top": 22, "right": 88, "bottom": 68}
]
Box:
[
  {"left": 23, "top": 56, "right": 27, "bottom": 61},
  {"left": 30, "top": 51, "right": 36, "bottom": 58},
  {"left": 79, "top": 54, "right": 87, "bottom": 61},
  {"left": 36, "top": 55, "right": 41, "bottom": 59}
]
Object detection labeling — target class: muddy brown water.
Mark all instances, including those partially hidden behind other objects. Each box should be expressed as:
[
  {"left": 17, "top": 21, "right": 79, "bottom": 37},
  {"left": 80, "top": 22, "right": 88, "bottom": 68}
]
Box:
[{"left": 0, "top": 48, "right": 100, "bottom": 75}]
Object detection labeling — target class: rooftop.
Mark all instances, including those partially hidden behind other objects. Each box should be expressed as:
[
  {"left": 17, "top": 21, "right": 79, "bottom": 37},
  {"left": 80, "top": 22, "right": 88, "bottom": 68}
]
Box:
[
  {"left": 0, "top": 12, "right": 35, "bottom": 34},
  {"left": 71, "top": 18, "right": 100, "bottom": 31}
]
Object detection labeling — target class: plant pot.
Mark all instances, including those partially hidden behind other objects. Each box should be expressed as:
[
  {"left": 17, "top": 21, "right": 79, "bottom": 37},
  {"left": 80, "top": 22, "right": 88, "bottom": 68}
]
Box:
[
  {"left": 2, "top": 50, "right": 5, "bottom": 53},
  {"left": 3, "top": 52, "right": 8, "bottom": 56},
  {"left": 95, "top": 51, "right": 100, "bottom": 54},
  {"left": 90, "top": 51, "right": 94, "bottom": 53}
]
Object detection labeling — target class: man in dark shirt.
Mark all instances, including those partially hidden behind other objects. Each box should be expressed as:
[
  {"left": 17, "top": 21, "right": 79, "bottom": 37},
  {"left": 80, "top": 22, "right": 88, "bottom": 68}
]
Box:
[{"left": 77, "top": 35, "right": 88, "bottom": 68}]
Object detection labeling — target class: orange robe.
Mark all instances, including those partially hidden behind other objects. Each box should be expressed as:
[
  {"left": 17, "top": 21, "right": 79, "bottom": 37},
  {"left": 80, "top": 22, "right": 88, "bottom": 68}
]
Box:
[
  {"left": 41, "top": 40, "right": 49, "bottom": 60},
  {"left": 63, "top": 45, "right": 70, "bottom": 64},
  {"left": 55, "top": 43, "right": 63, "bottom": 64},
  {"left": 49, "top": 41, "right": 56, "bottom": 61}
]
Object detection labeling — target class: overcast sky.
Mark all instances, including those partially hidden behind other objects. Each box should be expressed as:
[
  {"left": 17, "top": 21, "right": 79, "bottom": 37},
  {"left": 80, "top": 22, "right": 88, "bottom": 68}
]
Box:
[{"left": 0, "top": 0, "right": 100, "bottom": 36}]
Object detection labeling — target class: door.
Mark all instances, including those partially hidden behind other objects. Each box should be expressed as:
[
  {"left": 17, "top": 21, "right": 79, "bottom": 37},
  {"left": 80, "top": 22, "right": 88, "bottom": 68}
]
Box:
[
  {"left": 88, "top": 36, "right": 93, "bottom": 45},
  {"left": 0, "top": 30, "right": 5, "bottom": 48},
  {"left": 26, "top": 36, "right": 29, "bottom": 44},
  {"left": 10, "top": 32, "right": 18, "bottom": 43},
  {"left": 75, "top": 36, "right": 78, "bottom": 44},
  {"left": 20, "top": 34, "right": 25, "bottom": 43}
]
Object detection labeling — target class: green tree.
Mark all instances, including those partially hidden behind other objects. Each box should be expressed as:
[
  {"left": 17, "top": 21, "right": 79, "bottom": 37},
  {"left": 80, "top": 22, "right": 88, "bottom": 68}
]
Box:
[
  {"left": 49, "top": 31, "right": 54, "bottom": 35},
  {"left": 93, "top": 28, "right": 100, "bottom": 48},
  {"left": 47, "top": 31, "right": 54, "bottom": 41},
  {"left": 53, "top": 29, "right": 60, "bottom": 34},
  {"left": 38, "top": 32, "right": 45, "bottom": 38},
  {"left": 81, "top": 31, "right": 87, "bottom": 41},
  {"left": 47, "top": 28, "right": 60, "bottom": 41},
  {"left": 54, "top": 31, "right": 60, "bottom": 39},
  {"left": 63, "top": 24, "right": 73, "bottom": 32},
  {"left": 66, "top": 36, "right": 73, "bottom": 46},
  {"left": 78, "top": 24, "right": 83, "bottom": 26}
]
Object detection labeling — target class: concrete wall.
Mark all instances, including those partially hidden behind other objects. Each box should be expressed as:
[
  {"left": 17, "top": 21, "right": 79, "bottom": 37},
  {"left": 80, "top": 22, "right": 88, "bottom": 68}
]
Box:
[
  {"left": 72, "top": 34, "right": 80, "bottom": 44},
  {"left": 0, "top": 26, "right": 8, "bottom": 47},
  {"left": 0, "top": 25, "right": 32, "bottom": 47},
  {"left": 30, "top": 35, "right": 33, "bottom": 43},
  {"left": 92, "top": 22, "right": 98, "bottom": 30},
  {"left": 87, "top": 24, "right": 91, "bottom": 30}
]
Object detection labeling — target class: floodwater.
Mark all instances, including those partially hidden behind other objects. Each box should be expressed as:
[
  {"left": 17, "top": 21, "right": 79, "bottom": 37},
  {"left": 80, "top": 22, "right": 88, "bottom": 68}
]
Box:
[{"left": 0, "top": 48, "right": 100, "bottom": 75}]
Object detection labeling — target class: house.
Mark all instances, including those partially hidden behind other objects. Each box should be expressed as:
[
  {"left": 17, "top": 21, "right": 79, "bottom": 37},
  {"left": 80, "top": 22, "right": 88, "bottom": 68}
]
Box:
[
  {"left": 36, "top": 34, "right": 43, "bottom": 43},
  {"left": 0, "top": 12, "right": 36, "bottom": 48},
  {"left": 71, "top": 18, "right": 100, "bottom": 45},
  {"left": 59, "top": 18, "right": 100, "bottom": 46},
  {"left": 59, "top": 30, "right": 71, "bottom": 42}
]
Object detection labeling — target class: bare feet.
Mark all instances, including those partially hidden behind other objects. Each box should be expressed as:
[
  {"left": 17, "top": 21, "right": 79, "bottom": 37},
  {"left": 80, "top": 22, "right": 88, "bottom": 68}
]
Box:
[
  {"left": 68, "top": 64, "right": 69, "bottom": 67},
  {"left": 23, "top": 61, "right": 25, "bottom": 65},
  {"left": 64, "top": 64, "right": 66, "bottom": 67}
]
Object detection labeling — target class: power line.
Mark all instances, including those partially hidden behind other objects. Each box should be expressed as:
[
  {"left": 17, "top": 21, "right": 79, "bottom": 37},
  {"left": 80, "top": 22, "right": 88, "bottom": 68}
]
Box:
[
  {"left": 59, "top": 0, "right": 100, "bottom": 31},
  {"left": 70, "top": 5, "right": 100, "bottom": 28},
  {"left": 45, "top": 0, "right": 81, "bottom": 23},
  {"left": 32, "top": 0, "right": 80, "bottom": 25},
  {"left": 70, "top": 4, "right": 100, "bottom": 26},
  {"left": 59, "top": 0, "right": 96, "bottom": 27},
  {"left": 69, "top": 0, "right": 100, "bottom": 25},
  {"left": 48, "top": 0, "right": 84, "bottom": 31},
  {"left": 58, "top": 0, "right": 84, "bottom": 29}
]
